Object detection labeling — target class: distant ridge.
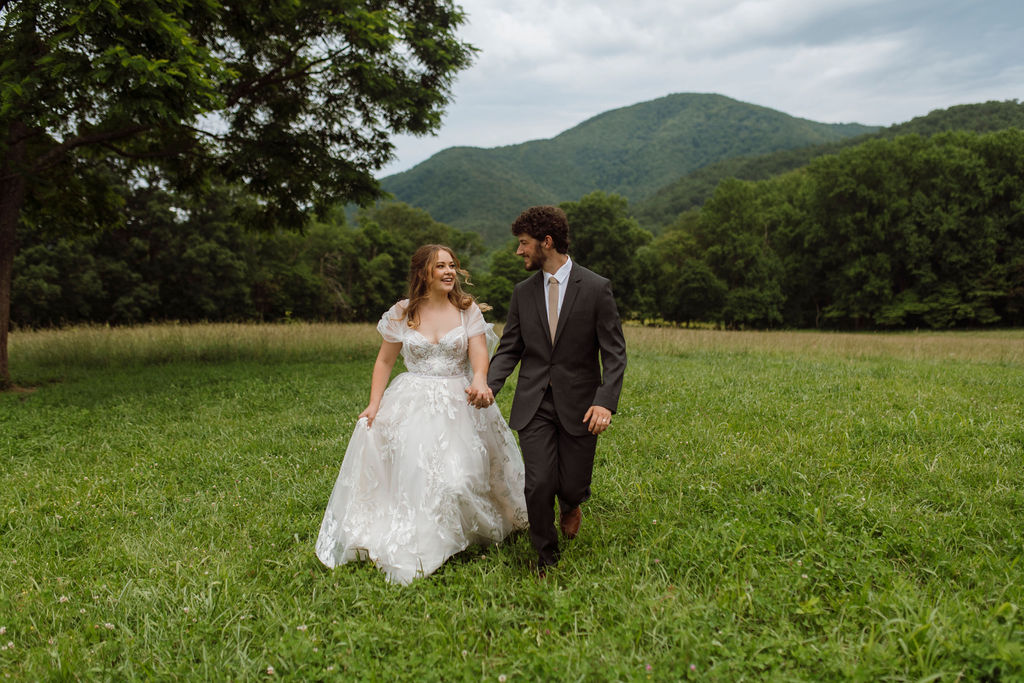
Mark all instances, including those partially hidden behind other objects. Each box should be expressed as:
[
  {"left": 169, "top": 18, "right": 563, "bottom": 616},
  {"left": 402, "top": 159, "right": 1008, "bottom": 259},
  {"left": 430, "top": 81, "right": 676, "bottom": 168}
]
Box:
[
  {"left": 632, "top": 99, "right": 1024, "bottom": 230},
  {"left": 379, "top": 93, "right": 877, "bottom": 245}
]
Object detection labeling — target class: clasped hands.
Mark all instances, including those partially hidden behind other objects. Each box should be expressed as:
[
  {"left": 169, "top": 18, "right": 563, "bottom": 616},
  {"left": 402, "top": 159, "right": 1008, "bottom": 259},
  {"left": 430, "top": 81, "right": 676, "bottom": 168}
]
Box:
[{"left": 465, "top": 383, "right": 494, "bottom": 409}]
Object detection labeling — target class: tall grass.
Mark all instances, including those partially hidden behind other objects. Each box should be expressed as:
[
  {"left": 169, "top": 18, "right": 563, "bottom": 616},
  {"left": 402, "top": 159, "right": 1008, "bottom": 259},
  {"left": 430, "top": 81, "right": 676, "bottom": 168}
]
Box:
[
  {"left": 11, "top": 322, "right": 1022, "bottom": 370},
  {"left": 8, "top": 323, "right": 381, "bottom": 383},
  {"left": 2, "top": 323, "right": 1022, "bottom": 680},
  {"left": 625, "top": 324, "right": 1024, "bottom": 363}
]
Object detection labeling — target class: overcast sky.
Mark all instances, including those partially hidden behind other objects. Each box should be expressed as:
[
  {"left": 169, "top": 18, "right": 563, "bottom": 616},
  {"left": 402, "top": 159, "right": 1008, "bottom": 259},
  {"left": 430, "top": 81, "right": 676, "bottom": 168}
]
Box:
[{"left": 377, "top": 0, "right": 1023, "bottom": 176}]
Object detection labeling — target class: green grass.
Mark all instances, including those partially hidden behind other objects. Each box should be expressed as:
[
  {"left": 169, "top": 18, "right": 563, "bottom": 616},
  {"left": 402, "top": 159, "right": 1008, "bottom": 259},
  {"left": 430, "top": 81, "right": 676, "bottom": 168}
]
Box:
[{"left": 2, "top": 325, "right": 1023, "bottom": 680}]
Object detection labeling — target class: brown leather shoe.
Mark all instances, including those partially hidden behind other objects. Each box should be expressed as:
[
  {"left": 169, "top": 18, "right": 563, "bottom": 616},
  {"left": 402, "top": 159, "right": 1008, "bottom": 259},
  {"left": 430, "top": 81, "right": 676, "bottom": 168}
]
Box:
[{"left": 559, "top": 506, "right": 582, "bottom": 539}]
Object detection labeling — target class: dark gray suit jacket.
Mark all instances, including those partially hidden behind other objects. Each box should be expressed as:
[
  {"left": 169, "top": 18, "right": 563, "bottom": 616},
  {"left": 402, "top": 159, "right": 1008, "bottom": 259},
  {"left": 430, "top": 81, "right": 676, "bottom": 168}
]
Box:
[{"left": 487, "top": 263, "right": 627, "bottom": 437}]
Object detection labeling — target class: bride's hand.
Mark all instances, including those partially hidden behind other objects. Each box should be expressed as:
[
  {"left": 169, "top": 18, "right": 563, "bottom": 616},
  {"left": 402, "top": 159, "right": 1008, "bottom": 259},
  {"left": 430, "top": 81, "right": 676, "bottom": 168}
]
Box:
[
  {"left": 466, "top": 379, "right": 493, "bottom": 408},
  {"left": 358, "top": 405, "right": 378, "bottom": 427}
]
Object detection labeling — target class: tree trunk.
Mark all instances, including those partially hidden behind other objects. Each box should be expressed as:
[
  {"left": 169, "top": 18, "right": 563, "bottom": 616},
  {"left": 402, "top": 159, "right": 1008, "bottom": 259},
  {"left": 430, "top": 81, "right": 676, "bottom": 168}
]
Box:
[{"left": 0, "top": 121, "right": 29, "bottom": 390}]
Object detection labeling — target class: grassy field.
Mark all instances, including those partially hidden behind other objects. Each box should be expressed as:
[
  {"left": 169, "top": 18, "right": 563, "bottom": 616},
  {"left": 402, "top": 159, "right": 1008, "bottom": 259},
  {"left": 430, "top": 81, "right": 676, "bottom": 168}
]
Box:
[{"left": 2, "top": 324, "right": 1022, "bottom": 680}]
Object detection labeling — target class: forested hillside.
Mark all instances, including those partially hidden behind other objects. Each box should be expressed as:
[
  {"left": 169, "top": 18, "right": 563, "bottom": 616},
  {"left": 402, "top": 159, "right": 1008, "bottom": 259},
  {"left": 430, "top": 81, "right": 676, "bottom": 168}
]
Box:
[
  {"left": 380, "top": 93, "right": 875, "bottom": 245},
  {"left": 634, "top": 100, "right": 1024, "bottom": 231}
]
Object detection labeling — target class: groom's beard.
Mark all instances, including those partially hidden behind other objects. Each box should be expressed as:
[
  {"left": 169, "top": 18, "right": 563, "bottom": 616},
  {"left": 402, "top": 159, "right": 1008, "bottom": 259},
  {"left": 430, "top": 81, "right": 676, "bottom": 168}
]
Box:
[{"left": 521, "top": 250, "right": 544, "bottom": 271}]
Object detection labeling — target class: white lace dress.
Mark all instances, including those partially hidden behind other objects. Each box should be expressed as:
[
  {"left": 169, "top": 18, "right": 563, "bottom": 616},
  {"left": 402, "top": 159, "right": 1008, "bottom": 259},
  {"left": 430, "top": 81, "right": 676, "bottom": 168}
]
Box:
[{"left": 315, "top": 300, "right": 528, "bottom": 585}]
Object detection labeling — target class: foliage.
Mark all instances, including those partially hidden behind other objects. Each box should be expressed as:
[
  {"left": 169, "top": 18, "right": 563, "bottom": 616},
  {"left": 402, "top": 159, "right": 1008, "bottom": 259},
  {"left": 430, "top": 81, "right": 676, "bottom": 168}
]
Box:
[
  {"left": 633, "top": 99, "right": 1024, "bottom": 233},
  {"left": 560, "top": 191, "right": 652, "bottom": 316},
  {"left": 11, "top": 191, "right": 491, "bottom": 327},
  {"left": 642, "top": 130, "right": 1024, "bottom": 330},
  {"left": 471, "top": 244, "right": 531, "bottom": 321},
  {"left": 2, "top": 325, "right": 1022, "bottom": 679},
  {"left": 0, "top": 0, "right": 476, "bottom": 387},
  {"left": 883, "top": 99, "right": 1024, "bottom": 138},
  {"left": 800, "top": 131, "right": 1024, "bottom": 328},
  {"left": 381, "top": 93, "right": 876, "bottom": 246},
  {"left": 636, "top": 216, "right": 726, "bottom": 325}
]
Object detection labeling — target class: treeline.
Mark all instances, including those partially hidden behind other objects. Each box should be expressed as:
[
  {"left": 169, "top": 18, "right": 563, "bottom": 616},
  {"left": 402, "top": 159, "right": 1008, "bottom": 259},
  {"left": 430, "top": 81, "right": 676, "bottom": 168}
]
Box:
[
  {"left": 636, "top": 130, "right": 1024, "bottom": 329},
  {"left": 13, "top": 183, "right": 499, "bottom": 327},
  {"left": 13, "top": 129, "right": 1024, "bottom": 331}
]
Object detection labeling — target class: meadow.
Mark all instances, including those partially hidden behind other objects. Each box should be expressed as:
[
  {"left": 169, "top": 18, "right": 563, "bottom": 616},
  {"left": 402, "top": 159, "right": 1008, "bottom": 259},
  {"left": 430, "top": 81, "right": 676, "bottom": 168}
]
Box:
[{"left": 2, "top": 323, "right": 1022, "bottom": 681}]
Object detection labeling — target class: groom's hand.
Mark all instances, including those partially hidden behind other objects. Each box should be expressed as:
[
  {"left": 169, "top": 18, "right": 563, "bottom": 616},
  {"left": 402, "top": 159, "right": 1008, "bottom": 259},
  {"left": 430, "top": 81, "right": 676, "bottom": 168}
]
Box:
[
  {"left": 584, "top": 405, "right": 612, "bottom": 435},
  {"left": 465, "top": 385, "right": 494, "bottom": 409}
]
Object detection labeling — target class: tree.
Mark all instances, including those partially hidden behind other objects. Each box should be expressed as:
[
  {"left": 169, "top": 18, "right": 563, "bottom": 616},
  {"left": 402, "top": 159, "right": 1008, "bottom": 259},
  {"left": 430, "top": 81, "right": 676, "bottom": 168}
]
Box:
[
  {"left": 0, "top": 0, "right": 474, "bottom": 388},
  {"left": 355, "top": 201, "right": 486, "bottom": 268},
  {"left": 560, "top": 191, "right": 652, "bottom": 317},
  {"left": 694, "top": 178, "right": 784, "bottom": 327},
  {"left": 636, "top": 221, "right": 726, "bottom": 325},
  {"left": 802, "top": 132, "right": 1024, "bottom": 328},
  {"left": 472, "top": 242, "right": 530, "bottom": 321}
]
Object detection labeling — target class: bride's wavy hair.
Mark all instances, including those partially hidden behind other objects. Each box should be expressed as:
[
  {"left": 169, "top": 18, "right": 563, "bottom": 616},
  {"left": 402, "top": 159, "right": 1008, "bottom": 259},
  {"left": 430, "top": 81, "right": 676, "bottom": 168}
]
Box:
[{"left": 403, "top": 244, "right": 490, "bottom": 328}]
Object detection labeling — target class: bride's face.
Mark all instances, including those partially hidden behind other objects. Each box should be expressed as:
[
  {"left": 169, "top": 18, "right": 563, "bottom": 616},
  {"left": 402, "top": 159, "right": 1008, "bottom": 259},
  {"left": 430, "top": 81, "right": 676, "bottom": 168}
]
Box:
[{"left": 428, "top": 250, "right": 457, "bottom": 295}]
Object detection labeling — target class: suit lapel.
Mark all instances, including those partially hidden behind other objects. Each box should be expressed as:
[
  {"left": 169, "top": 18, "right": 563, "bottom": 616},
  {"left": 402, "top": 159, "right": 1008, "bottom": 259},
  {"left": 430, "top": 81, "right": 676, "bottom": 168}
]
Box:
[{"left": 552, "top": 264, "right": 583, "bottom": 347}]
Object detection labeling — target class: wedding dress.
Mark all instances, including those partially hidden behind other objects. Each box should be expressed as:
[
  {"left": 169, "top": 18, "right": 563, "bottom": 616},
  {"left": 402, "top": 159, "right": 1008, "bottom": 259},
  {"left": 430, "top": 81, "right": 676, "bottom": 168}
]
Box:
[{"left": 315, "top": 300, "right": 528, "bottom": 585}]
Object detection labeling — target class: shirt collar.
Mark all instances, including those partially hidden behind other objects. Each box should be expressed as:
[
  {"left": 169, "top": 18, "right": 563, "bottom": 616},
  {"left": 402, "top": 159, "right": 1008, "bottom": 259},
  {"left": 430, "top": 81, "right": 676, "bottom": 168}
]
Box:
[{"left": 546, "top": 256, "right": 573, "bottom": 283}]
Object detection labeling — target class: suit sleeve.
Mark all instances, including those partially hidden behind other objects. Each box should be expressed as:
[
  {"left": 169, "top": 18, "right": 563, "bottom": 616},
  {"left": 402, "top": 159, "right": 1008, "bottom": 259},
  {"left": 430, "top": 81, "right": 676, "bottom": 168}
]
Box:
[
  {"left": 593, "top": 279, "right": 627, "bottom": 413},
  {"left": 487, "top": 285, "right": 525, "bottom": 396}
]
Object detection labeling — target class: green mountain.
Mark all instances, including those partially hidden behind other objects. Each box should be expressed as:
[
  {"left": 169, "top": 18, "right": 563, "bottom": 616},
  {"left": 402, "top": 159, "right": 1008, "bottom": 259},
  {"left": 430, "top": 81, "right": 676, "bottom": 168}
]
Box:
[
  {"left": 633, "top": 99, "right": 1024, "bottom": 231},
  {"left": 379, "top": 93, "right": 877, "bottom": 245}
]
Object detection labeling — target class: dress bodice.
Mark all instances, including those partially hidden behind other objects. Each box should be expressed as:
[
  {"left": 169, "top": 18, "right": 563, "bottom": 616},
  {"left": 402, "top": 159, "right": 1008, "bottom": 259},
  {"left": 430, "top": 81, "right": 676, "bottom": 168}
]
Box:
[
  {"left": 400, "top": 326, "right": 470, "bottom": 377},
  {"left": 377, "top": 300, "right": 494, "bottom": 378}
]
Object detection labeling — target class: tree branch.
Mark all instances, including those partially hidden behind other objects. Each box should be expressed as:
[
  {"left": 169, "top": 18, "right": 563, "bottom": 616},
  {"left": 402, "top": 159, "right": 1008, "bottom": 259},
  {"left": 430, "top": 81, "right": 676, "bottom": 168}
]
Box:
[
  {"left": 225, "top": 47, "right": 348, "bottom": 107},
  {"left": 99, "top": 139, "right": 204, "bottom": 161},
  {"left": 28, "top": 124, "right": 150, "bottom": 174}
]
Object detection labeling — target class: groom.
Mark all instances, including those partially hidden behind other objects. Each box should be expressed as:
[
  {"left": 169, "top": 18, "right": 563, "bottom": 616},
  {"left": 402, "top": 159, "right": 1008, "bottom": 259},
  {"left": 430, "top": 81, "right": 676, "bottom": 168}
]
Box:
[{"left": 475, "top": 205, "right": 626, "bottom": 575}]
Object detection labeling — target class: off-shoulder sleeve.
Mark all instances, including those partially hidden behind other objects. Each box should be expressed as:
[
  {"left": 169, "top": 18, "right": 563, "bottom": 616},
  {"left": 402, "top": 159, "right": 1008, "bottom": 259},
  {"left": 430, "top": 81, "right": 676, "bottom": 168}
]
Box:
[
  {"left": 376, "top": 300, "right": 408, "bottom": 343},
  {"left": 465, "top": 302, "right": 499, "bottom": 354}
]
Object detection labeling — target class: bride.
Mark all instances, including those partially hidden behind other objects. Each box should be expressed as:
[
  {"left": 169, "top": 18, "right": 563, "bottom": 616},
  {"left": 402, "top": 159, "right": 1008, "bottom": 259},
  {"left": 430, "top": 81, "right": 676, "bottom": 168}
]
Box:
[{"left": 315, "top": 244, "right": 528, "bottom": 584}]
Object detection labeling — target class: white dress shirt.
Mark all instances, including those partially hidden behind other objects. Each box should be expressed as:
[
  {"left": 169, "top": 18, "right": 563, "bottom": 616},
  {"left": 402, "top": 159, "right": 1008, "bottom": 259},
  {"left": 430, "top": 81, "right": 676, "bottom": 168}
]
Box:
[{"left": 544, "top": 256, "right": 573, "bottom": 317}]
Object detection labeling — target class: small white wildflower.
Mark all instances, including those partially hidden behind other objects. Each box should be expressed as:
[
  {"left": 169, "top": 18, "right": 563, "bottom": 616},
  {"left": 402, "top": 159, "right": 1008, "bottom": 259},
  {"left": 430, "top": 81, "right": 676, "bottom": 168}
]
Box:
[
  {"left": 296, "top": 625, "right": 307, "bottom": 631},
  {"left": 266, "top": 666, "right": 275, "bottom": 675},
  {"left": 0, "top": 626, "right": 5, "bottom": 635},
  {"left": 498, "top": 676, "right": 507, "bottom": 682},
  {"left": 58, "top": 596, "right": 69, "bottom": 603}
]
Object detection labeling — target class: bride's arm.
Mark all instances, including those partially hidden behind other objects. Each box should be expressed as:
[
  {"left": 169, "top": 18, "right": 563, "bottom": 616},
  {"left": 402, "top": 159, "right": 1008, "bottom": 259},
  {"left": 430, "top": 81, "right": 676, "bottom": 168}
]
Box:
[
  {"left": 466, "top": 334, "right": 494, "bottom": 407},
  {"left": 358, "top": 340, "right": 402, "bottom": 427}
]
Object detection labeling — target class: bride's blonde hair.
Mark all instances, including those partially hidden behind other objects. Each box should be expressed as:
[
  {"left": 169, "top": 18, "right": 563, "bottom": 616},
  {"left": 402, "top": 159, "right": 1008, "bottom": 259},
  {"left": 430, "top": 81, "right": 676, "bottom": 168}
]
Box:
[{"left": 403, "top": 244, "right": 490, "bottom": 328}]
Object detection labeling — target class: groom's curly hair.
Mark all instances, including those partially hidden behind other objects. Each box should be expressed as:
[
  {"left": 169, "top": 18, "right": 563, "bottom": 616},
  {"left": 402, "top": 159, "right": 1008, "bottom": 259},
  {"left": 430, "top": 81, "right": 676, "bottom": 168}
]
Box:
[{"left": 512, "top": 205, "right": 569, "bottom": 254}]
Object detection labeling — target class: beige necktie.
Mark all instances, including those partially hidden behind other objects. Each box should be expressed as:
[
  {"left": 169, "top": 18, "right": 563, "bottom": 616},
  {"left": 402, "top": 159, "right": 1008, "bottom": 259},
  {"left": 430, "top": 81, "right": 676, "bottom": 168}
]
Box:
[{"left": 547, "top": 276, "right": 559, "bottom": 342}]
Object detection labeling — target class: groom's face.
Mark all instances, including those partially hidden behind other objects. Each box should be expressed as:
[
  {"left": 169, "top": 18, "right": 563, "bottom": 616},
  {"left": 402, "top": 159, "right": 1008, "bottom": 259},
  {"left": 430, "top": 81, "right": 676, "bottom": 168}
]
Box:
[{"left": 515, "top": 234, "right": 548, "bottom": 272}]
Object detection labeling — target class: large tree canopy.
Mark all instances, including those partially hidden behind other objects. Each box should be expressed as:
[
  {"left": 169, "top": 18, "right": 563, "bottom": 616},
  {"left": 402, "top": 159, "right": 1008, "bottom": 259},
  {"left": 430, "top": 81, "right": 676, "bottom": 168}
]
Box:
[{"left": 0, "top": 0, "right": 475, "bottom": 387}]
